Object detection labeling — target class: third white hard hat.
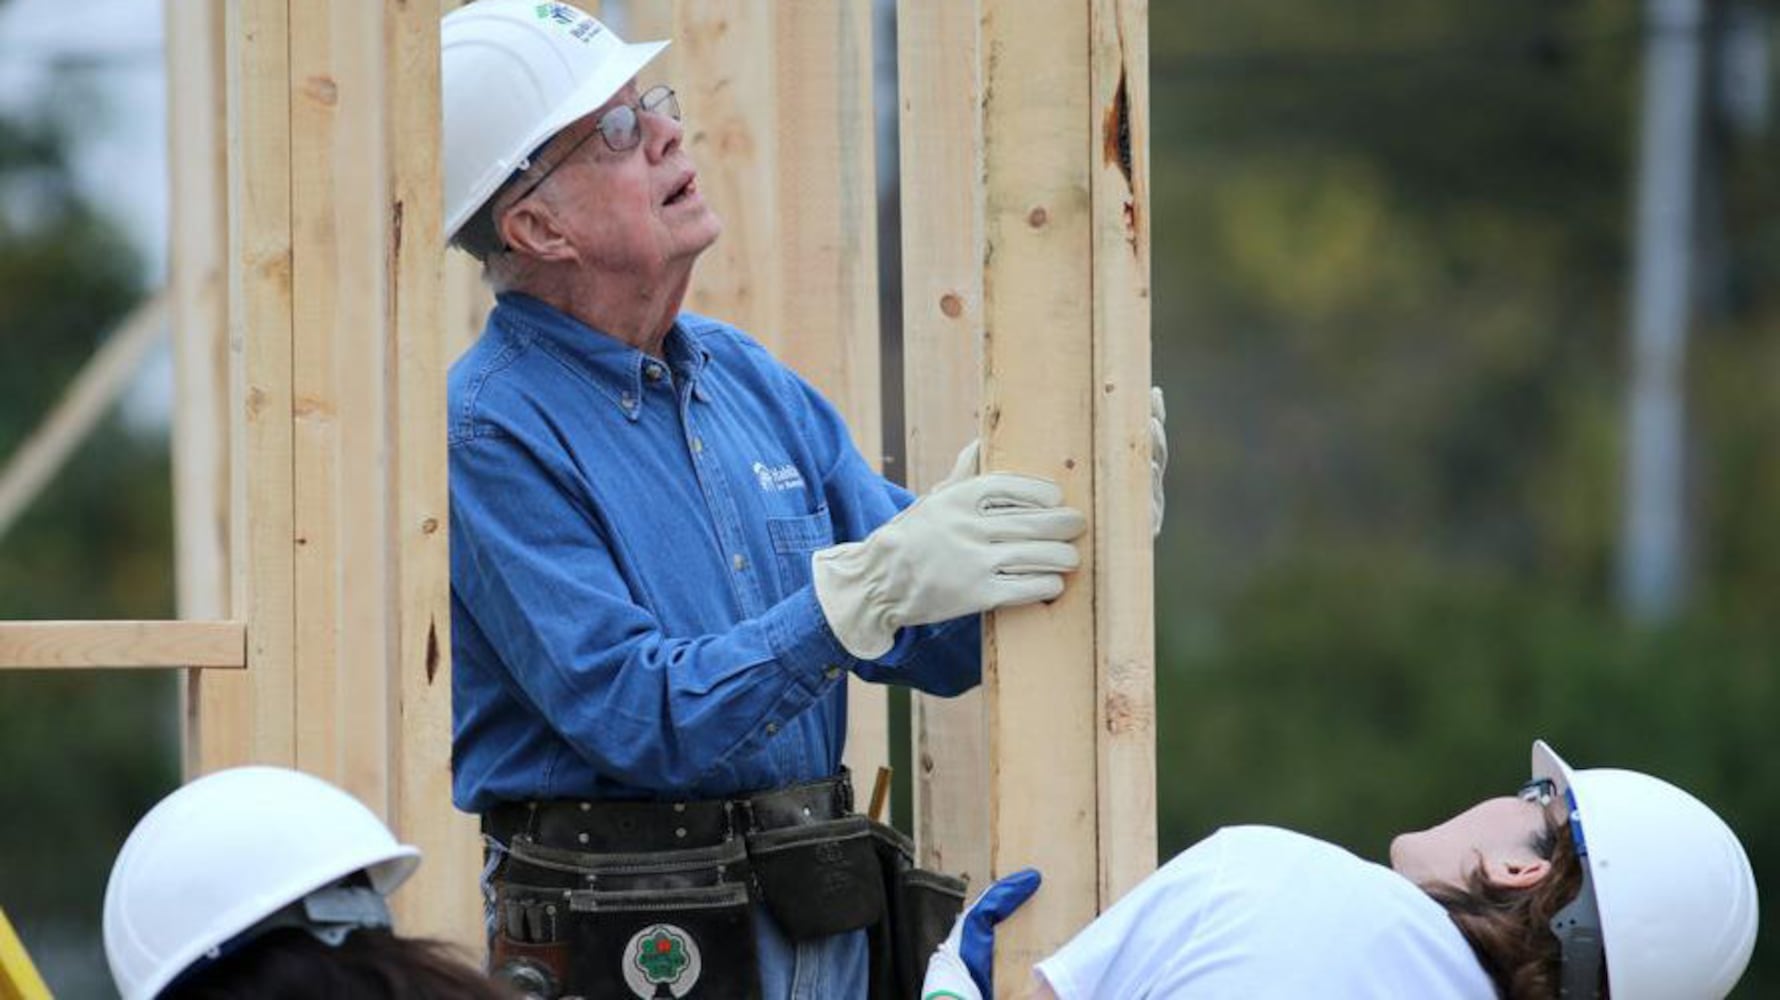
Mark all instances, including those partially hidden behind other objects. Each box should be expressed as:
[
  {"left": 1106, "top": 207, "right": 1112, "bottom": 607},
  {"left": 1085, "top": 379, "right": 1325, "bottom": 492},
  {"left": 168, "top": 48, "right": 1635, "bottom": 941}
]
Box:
[
  {"left": 102, "top": 766, "right": 419, "bottom": 1000},
  {"left": 442, "top": 0, "right": 669, "bottom": 239},
  {"left": 1532, "top": 740, "right": 1757, "bottom": 1000}
]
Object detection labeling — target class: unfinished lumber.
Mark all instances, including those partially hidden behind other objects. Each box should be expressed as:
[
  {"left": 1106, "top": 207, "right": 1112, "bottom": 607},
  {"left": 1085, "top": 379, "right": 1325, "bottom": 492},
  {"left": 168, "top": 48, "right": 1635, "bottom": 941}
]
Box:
[
  {"left": 0, "top": 621, "right": 245, "bottom": 670},
  {"left": 166, "top": 0, "right": 241, "bottom": 777},
  {"left": 1090, "top": 0, "right": 1157, "bottom": 906},
  {"left": 227, "top": 0, "right": 297, "bottom": 767},
  {"left": 981, "top": 0, "right": 1102, "bottom": 973},
  {"left": 897, "top": 0, "right": 992, "bottom": 888},
  {"left": 388, "top": 0, "right": 481, "bottom": 952}
]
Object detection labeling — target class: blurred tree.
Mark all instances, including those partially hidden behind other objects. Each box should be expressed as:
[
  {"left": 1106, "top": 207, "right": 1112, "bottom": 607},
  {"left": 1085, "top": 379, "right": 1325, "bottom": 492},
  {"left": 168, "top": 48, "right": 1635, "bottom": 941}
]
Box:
[{"left": 0, "top": 53, "right": 174, "bottom": 1000}]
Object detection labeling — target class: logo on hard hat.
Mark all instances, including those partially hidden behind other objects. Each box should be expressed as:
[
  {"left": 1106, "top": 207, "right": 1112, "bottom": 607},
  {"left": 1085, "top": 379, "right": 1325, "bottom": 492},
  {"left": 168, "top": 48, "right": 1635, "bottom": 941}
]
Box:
[
  {"left": 622, "top": 923, "right": 701, "bottom": 998},
  {"left": 533, "top": 3, "right": 604, "bottom": 43}
]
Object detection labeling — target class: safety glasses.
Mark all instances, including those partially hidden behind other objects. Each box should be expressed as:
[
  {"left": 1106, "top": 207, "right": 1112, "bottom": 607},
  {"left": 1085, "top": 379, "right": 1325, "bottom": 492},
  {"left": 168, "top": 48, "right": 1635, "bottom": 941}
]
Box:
[{"left": 503, "top": 84, "right": 681, "bottom": 207}]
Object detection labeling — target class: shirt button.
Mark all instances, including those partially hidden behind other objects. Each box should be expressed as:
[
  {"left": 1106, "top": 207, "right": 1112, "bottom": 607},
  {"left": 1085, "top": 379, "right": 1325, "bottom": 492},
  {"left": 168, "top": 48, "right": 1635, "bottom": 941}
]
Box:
[
  {"left": 620, "top": 391, "right": 636, "bottom": 409},
  {"left": 691, "top": 437, "right": 704, "bottom": 453},
  {"left": 765, "top": 721, "right": 779, "bottom": 735},
  {"left": 732, "top": 553, "right": 747, "bottom": 571},
  {"left": 824, "top": 665, "right": 842, "bottom": 681},
  {"left": 645, "top": 363, "right": 665, "bottom": 382}
]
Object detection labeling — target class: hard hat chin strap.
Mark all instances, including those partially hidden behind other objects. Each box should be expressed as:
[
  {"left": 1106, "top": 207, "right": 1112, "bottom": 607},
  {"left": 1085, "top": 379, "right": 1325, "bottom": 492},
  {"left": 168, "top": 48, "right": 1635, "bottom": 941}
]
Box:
[{"left": 1551, "top": 790, "right": 1605, "bottom": 1000}]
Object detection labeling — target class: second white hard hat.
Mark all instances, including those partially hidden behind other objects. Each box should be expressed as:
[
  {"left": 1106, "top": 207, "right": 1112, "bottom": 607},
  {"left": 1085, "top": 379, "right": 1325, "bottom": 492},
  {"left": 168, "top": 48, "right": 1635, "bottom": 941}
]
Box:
[
  {"left": 1533, "top": 740, "right": 1758, "bottom": 1000},
  {"left": 102, "top": 766, "right": 420, "bottom": 1000},
  {"left": 442, "top": 0, "right": 669, "bottom": 239}
]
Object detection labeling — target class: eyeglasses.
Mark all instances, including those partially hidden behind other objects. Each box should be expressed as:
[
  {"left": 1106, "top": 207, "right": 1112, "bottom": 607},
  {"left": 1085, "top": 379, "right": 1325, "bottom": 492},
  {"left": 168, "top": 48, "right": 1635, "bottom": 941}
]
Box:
[
  {"left": 501, "top": 85, "right": 681, "bottom": 208},
  {"left": 1518, "top": 777, "right": 1558, "bottom": 807}
]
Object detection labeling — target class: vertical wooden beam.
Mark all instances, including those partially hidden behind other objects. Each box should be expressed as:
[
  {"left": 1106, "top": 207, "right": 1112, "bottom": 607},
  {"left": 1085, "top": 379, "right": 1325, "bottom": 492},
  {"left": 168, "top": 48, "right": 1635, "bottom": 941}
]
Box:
[
  {"left": 288, "top": 0, "right": 396, "bottom": 812},
  {"left": 898, "top": 0, "right": 991, "bottom": 887},
  {"left": 228, "top": 0, "right": 297, "bottom": 767},
  {"left": 388, "top": 0, "right": 481, "bottom": 953},
  {"left": 980, "top": 0, "right": 1101, "bottom": 980},
  {"left": 168, "top": 0, "right": 241, "bottom": 777},
  {"left": 1090, "top": 0, "right": 1156, "bottom": 905}
]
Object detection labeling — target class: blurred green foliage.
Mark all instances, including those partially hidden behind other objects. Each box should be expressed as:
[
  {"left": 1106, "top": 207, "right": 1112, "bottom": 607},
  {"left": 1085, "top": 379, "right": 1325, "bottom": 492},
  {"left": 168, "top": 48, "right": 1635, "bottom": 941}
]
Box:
[
  {"left": 1151, "top": 0, "right": 1780, "bottom": 993},
  {"left": 0, "top": 80, "right": 174, "bottom": 997}
]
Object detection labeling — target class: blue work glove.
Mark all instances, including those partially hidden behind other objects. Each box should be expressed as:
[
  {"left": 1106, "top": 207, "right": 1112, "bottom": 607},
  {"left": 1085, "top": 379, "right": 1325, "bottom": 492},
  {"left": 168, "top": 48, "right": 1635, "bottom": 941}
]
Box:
[{"left": 921, "top": 867, "right": 1044, "bottom": 1000}]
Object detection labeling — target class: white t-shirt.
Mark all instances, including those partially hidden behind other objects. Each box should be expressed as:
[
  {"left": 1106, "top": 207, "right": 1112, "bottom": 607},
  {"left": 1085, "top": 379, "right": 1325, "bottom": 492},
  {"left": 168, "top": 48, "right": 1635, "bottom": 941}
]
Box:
[{"left": 1034, "top": 826, "right": 1498, "bottom": 999}]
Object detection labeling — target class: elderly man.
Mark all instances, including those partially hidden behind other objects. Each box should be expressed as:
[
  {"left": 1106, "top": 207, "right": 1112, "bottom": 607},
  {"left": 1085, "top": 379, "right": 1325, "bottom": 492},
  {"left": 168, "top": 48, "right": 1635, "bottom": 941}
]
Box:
[{"left": 441, "top": 3, "right": 1159, "bottom": 998}]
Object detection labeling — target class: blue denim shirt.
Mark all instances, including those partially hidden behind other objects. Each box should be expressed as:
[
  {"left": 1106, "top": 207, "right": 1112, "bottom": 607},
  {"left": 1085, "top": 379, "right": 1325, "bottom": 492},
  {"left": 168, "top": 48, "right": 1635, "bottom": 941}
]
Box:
[{"left": 448, "top": 293, "right": 980, "bottom": 812}]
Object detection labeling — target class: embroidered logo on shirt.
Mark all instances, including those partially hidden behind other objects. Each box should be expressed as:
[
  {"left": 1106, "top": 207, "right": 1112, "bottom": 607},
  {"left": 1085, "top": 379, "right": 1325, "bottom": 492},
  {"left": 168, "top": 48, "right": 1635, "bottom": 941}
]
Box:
[
  {"left": 752, "top": 461, "right": 806, "bottom": 493},
  {"left": 623, "top": 923, "right": 702, "bottom": 998}
]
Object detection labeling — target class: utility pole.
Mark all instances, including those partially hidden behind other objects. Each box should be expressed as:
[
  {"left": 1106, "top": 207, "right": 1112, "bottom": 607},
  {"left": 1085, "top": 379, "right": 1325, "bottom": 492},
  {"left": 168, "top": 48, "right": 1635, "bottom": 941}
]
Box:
[{"left": 1620, "top": 0, "right": 1706, "bottom": 622}]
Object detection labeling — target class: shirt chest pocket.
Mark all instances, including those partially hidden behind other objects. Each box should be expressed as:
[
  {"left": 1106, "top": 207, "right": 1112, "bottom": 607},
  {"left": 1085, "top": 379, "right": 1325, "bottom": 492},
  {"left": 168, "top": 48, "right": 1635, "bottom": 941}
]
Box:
[{"left": 765, "top": 505, "right": 836, "bottom": 596}]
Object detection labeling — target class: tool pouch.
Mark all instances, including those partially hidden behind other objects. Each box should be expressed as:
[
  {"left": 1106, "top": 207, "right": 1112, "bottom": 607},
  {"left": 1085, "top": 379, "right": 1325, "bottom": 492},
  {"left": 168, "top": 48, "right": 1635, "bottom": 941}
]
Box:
[
  {"left": 746, "top": 814, "right": 885, "bottom": 940},
  {"left": 491, "top": 837, "right": 761, "bottom": 999},
  {"left": 567, "top": 882, "right": 760, "bottom": 1000},
  {"left": 866, "top": 820, "right": 967, "bottom": 999}
]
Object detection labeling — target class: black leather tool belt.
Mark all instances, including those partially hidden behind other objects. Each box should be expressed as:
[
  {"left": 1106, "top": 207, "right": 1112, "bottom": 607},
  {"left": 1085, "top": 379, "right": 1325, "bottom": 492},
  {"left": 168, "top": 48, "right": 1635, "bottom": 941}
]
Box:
[{"left": 481, "top": 771, "right": 963, "bottom": 1000}]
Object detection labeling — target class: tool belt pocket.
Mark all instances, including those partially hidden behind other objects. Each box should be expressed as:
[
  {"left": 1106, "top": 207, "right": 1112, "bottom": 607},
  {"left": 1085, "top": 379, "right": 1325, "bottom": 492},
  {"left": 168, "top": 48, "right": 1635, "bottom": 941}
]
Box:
[
  {"left": 896, "top": 868, "right": 966, "bottom": 987},
  {"left": 493, "top": 839, "right": 761, "bottom": 999},
  {"left": 866, "top": 820, "right": 967, "bottom": 999},
  {"left": 747, "top": 814, "right": 885, "bottom": 940},
  {"left": 567, "top": 882, "right": 761, "bottom": 1000},
  {"left": 490, "top": 881, "right": 575, "bottom": 999}
]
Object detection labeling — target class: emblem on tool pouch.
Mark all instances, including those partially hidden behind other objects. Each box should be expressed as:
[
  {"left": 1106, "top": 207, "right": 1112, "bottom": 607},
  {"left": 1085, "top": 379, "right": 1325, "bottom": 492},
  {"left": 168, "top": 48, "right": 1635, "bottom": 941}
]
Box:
[{"left": 623, "top": 923, "right": 702, "bottom": 998}]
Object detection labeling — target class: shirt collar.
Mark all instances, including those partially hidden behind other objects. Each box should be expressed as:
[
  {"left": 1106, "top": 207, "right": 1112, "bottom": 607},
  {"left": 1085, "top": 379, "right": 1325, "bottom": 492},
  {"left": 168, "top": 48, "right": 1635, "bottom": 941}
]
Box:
[{"left": 492, "top": 292, "right": 713, "bottom": 420}]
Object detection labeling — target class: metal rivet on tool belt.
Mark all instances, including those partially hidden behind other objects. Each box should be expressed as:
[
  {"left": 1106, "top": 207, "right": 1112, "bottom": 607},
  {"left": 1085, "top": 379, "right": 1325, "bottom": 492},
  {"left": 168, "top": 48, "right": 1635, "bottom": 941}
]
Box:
[
  {"left": 676, "top": 827, "right": 688, "bottom": 839},
  {"left": 577, "top": 832, "right": 589, "bottom": 844}
]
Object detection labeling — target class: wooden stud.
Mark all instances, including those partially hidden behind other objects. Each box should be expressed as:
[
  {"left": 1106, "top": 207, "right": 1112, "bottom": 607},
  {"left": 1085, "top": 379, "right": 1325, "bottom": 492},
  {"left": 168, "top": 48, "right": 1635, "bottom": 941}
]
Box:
[
  {"left": 897, "top": 0, "right": 992, "bottom": 887},
  {"left": 0, "top": 621, "right": 246, "bottom": 670},
  {"left": 1090, "top": 0, "right": 1156, "bottom": 905},
  {"left": 980, "top": 0, "right": 1101, "bottom": 980},
  {"left": 166, "top": 0, "right": 243, "bottom": 778},
  {"left": 389, "top": 0, "right": 481, "bottom": 953},
  {"left": 228, "top": 0, "right": 297, "bottom": 767}
]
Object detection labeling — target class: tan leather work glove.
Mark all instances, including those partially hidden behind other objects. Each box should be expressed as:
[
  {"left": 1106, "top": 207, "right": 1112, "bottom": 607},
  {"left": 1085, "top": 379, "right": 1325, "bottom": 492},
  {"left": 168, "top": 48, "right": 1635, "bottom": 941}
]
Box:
[{"left": 813, "top": 444, "right": 1086, "bottom": 659}]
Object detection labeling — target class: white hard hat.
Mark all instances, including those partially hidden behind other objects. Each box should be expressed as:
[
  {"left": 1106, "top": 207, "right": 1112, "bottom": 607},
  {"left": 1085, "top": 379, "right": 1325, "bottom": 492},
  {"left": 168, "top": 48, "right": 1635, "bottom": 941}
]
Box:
[
  {"left": 1532, "top": 740, "right": 1758, "bottom": 1000},
  {"left": 102, "top": 766, "right": 420, "bottom": 1000},
  {"left": 442, "top": 0, "right": 669, "bottom": 239}
]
